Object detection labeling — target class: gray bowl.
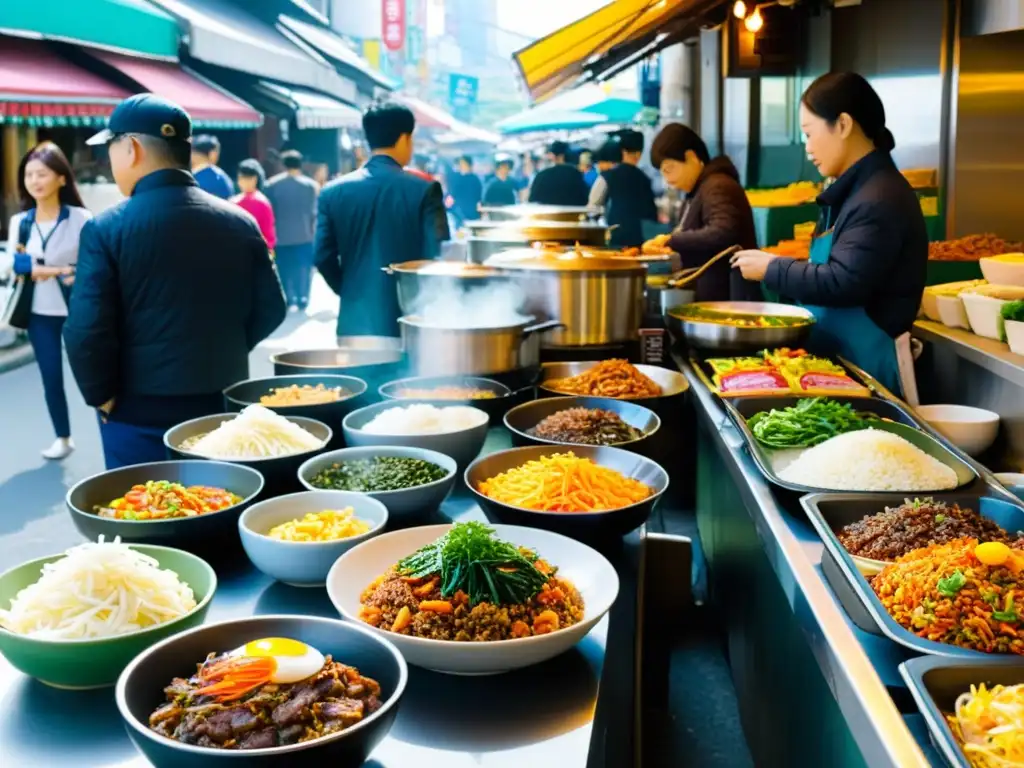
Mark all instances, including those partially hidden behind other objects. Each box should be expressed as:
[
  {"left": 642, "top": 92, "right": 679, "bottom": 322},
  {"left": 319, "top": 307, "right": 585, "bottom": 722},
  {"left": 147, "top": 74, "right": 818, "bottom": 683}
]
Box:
[
  {"left": 223, "top": 374, "right": 367, "bottom": 427},
  {"left": 239, "top": 491, "right": 389, "bottom": 587},
  {"left": 298, "top": 445, "right": 457, "bottom": 518},
  {"left": 465, "top": 444, "right": 669, "bottom": 539},
  {"left": 116, "top": 615, "right": 407, "bottom": 768},
  {"left": 342, "top": 399, "right": 489, "bottom": 471},
  {"left": 165, "top": 414, "right": 331, "bottom": 497},
  {"left": 271, "top": 348, "right": 405, "bottom": 396},
  {"left": 504, "top": 396, "right": 661, "bottom": 455}
]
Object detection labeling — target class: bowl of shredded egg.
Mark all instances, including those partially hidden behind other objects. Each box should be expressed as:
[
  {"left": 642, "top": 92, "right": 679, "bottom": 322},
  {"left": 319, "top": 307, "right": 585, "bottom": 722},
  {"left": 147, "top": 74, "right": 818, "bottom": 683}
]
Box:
[
  {"left": 342, "top": 400, "right": 490, "bottom": 470},
  {"left": 0, "top": 537, "right": 216, "bottom": 689},
  {"left": 239, "top": 491, "right": 389, "bottom": 587}
]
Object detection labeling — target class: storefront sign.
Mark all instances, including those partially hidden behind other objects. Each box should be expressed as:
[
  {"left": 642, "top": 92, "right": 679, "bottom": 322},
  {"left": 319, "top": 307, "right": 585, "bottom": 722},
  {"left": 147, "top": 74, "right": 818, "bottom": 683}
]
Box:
[
  {"left": 448, "top": 73, "right": 478, "bottom": 122},
  {"left": 382, "top": 0, "right": 406, "bottom": 52}
]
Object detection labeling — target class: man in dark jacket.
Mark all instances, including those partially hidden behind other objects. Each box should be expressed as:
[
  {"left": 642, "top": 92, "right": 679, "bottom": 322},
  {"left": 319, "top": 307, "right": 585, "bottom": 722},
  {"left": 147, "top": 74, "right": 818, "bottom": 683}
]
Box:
[
  {"left": 588, "top": 138, "right": 657, "bottom": 249},
  {"left": 528, "top": 140, "right": 588, "bottom": 206},
  {"left": 649, "top": 123, "right": 761, "bottom": 301},
  {"left": 65, "top": 94, "right": 286, "bottom": 469},
  {"left": 482, "top": 154, "right": 517, "bottom": 206},
  {"left": 314, "top": 101, "right": 449, "bottom": 347},
  {"left": 265, "top": 149, "right": 319, "bottom": 311},
  {"left": 446, "top": 155, "right": 482, "bottom": 225}
]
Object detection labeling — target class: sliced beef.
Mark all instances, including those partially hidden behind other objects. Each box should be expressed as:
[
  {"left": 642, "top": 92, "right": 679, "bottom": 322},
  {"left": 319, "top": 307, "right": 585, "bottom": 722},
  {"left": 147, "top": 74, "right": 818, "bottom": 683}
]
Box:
[
  {"left": 270, "top": 684, "right": 318, "bottom": 727},
  {"left": 238, "top": 728, "right": 276, "bottom": 750},
  {"left": 318, "top": 698, "right": 364, "bottom": 728},
  {"left": 277, "top": 724, "right": 306, "bottom": 745}
]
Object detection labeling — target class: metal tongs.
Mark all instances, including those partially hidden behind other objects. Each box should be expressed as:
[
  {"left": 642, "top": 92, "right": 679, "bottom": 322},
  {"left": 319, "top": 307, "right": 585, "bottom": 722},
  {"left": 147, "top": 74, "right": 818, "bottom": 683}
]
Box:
[{"left": 666, "top": 244, "right": 742, "bottom": 287}]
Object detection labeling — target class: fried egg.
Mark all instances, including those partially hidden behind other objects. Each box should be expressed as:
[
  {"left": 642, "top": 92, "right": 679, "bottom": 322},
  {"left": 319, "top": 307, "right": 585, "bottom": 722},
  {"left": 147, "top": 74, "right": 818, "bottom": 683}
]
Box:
[{"left": 227, "top": 637, "right": 324, "bottom": 684}]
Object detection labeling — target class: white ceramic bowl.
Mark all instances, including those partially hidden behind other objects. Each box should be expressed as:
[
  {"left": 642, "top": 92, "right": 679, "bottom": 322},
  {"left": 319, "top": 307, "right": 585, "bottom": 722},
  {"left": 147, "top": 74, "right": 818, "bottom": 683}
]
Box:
[
  {"left": 980, "top": 256, "right": 1024, "bottom": 287},
  {"left": 915, "top": 404, "right": 1000, "bottom": 457},
  {"left": 238, "top": 491, "right": 389, "bottom": 587},
  {"left": 326, "top": 524, "right": 619, "bottom": 675},
  {"left": 935, "top": 294, "right": 971, "bottom": 329},
  {"left": 920, "top": 291, "right": 941, "bottom": 322},
  {"left": 1006, "top": 319, "right": 1024, "bottom": 356}
]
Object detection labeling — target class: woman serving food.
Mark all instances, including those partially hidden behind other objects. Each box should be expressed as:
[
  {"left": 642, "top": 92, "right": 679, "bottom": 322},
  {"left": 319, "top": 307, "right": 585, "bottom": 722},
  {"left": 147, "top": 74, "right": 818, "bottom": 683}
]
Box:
[{"left": 731, "top": 72, "right": 927, "bottom": 398}]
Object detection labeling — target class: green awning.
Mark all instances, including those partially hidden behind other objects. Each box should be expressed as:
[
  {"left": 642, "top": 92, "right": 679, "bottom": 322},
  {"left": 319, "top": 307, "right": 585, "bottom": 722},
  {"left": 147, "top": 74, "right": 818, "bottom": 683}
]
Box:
[{"left": 0, "top": 0, "right": 180, "bottom": 60}]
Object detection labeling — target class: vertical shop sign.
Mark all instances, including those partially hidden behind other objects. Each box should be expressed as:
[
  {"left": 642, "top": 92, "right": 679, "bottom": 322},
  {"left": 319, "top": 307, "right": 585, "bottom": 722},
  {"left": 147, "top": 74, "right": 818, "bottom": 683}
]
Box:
[{"left": 382, "top": 0, "right": 406, "bottom": 52}]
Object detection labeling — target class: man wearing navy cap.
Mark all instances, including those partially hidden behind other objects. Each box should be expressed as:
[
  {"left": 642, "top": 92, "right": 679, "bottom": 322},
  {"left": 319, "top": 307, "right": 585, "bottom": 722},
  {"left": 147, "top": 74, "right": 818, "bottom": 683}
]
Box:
[{"left": 64, "top": 94, "right": 287, "bottom": 469}]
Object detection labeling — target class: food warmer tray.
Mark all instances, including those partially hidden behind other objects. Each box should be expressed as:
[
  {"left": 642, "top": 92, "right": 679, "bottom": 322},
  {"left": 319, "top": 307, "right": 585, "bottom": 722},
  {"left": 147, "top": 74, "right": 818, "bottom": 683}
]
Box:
[
  {"left": 802, "top": 492, "right": 1024, "bottom": 658},
  {"left": 722, "top": 397, "right": 978, "bottom": 495},
  {"left": 900, "top": 655, "right": 1024, "bottom": 768}
]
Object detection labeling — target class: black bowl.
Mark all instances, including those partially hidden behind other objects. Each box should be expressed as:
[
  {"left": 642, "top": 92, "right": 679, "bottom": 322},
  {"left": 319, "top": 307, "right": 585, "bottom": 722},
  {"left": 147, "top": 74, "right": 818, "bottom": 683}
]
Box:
[
  {"left": 272, "top": 349, "right": 404, "bottom": 399},
  {"left": 116, "top": 615, "right": 407, "bottom": 768},
  {"left": 223, "top": 375, "right": 367, "bottom": 447},
  {"left": 503, "top": 396, "right": 661, "bottom": 455},
  {"left": 378, "top": 375, "right": 513, "bottom": 421},
  {"left": 66, "top": 460, "right": 265, "bottom": 552},
  {"left": 465, "top": 444, "right": 669, "bottom": 539},
  {"left": 165, "top": 414, "right": 331, "bottom": 497}
]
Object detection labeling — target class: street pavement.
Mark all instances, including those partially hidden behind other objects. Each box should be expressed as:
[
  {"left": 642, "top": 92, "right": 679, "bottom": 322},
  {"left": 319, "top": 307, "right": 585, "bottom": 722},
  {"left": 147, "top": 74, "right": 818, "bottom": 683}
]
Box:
[{"left": 0, "top": 277, "right": 339, "bottom": 571}]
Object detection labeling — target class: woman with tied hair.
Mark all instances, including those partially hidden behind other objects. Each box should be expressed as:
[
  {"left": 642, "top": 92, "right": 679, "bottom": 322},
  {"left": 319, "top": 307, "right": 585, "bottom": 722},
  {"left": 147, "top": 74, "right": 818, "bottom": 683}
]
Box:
[{"left": 731, "top": 72, "right": 927, "bottom": 398}]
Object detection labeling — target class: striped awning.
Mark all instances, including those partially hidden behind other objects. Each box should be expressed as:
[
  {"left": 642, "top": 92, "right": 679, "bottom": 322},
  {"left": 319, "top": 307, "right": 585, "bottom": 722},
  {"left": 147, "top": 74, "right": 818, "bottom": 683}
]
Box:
[{"left": 256, "top": 81, "right": 361, "bottom": 130}]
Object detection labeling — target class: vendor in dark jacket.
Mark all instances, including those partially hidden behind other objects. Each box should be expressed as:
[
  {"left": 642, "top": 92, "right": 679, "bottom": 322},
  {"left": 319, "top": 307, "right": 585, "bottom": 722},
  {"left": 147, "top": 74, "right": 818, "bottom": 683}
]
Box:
[
  {"left": 528, "top": 141, "right": 589, "bottom": 206},
  {"left": 732, "top": 72, "right": 926, "bottom": 398},
  {"left": 64, "top": 95, "right": 286, "bottom": 469},
  {"left": 588, "top": 137, "right": 657, "bottom": 248},
  {"left": 646, "top": 124, "right": 761, "bottom": 301}
]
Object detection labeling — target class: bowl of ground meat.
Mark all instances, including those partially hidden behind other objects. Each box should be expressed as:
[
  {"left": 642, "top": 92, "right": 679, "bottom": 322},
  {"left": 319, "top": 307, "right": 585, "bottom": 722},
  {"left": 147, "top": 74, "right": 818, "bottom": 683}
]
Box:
[
  {"left": 503, "top": 396, "right": 661, "bottom": 454},
  {"left": 115, "top": 615, "right": 406, "bottom": 767},
  {"left": 326, "top": 522, "right": 619, "bottom": 674},
  {"left": 836, "top": 497, "right": 1024, "bottom": 575}
]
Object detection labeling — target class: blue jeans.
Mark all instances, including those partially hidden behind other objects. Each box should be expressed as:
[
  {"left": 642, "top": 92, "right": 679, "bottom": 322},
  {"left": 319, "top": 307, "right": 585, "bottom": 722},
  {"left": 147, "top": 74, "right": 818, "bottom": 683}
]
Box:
[
  {"left": 276, "top": 243, "right": 314, "bottom": 308},
  {"left": 98, "top": 417, "right": 168, "bottom": 470},
  {"left": 27, "top": 313, "right": 70, "bottom": 439}
]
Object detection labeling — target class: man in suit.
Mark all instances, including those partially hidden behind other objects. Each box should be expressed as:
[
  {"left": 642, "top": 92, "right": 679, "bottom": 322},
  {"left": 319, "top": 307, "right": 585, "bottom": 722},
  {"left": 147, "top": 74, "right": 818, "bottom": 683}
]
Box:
[
  {"left": 64, "top": 94, "right": 286, "bottom": 469},
  {"left": 314, "top": 101, "right": 449, "bottom": 348},
  {"left": 528, "top": 140, "right": 588, "bottom": 206}
]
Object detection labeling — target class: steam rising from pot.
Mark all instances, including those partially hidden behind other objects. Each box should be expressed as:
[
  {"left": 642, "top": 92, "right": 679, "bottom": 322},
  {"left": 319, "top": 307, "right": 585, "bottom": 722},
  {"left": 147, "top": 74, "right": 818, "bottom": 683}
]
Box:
[{"left": 410, "top": 279, "right": 529, "bottom": 329}]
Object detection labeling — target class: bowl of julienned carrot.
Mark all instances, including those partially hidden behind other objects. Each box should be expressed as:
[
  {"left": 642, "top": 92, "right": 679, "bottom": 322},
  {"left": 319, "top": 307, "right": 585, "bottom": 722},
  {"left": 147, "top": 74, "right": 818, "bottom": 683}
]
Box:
[{"left": 465, "top": 445, "right": 669, "bottom": 539}]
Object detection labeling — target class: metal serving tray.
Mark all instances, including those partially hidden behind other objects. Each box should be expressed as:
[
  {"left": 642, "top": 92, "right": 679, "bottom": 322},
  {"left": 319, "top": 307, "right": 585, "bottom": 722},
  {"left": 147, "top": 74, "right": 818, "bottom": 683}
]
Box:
[
  {"left": 725, "top": 396, "right": 979, "bottom": 494},
  {"left": 900, "top": 656, "right": 1024, "bottom": 768},
  {"left": 802, "top": 492, "right": 1024, "bottom": 657}
]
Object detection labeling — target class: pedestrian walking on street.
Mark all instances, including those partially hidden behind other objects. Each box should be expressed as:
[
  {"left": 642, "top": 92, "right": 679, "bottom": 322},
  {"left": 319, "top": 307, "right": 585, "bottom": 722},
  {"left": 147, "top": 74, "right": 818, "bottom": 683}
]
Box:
[
  {"left": 190, "top": 134, "right": 233, "bottom": 199},
  {"left": 64, "top": 94, "right": 286, "bottom": 470},
  {"left": 528, "top": 140, "right": 589, "bottom": 207},
  {"left": 314, "top": 100, "right": 449, "bottom": 348},
  {"left": 446, "top": 154, "right": 482, "bottom": 226},
  {"left": 482, "top": 154, "right": 517, "bottom": 206},
  {"left": 265, "top": 150, "right": 319, "bottom": 312},
  {"left": 232, "top": 159, "right": 276, "bottom": 251},
  {"left": 2, "top": 142, "right": 92, "bottom": 460}
]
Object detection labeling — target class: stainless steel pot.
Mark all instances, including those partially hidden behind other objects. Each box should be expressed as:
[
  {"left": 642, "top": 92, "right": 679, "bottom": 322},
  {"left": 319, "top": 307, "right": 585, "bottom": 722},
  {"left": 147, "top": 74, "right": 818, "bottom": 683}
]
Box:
[
  {"left": 485, "top": 247, "right": 647, "bottom": 347},
  {"left": 665, "top": 301, "right": 815, "bottom": 352},
  {"left": 398, "top": 315, "right": 562, "bottom": 376},
  {"left": 477, "top": 204, "right": 603, "bottom": 223},
  {"left": 463, "top": 221, "right": 609, "bottom": 264},
  {"left": 384, "top": 260, "right": 510, "bottom": 315}
]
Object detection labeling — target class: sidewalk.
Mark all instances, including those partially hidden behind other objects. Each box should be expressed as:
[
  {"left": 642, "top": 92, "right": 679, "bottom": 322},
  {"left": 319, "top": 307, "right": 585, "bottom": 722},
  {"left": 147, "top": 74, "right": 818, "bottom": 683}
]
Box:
[{"left": 0, "top": 338, "right": 32, "bottom": 374}]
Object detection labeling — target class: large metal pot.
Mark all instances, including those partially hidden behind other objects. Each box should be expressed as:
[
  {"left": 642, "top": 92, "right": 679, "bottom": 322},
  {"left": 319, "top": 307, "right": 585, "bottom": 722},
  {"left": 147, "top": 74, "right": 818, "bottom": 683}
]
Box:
[
  {"left": 464, "top": 220, "right": 608, "bottom": 263},
  {"left": 664, "top": 301, "right": 815, "bottom": 352},
  {"left": 485, "top": 246, "right": 647, "bottom": 348},
  {"left": 477, "top": 204, "right": 603, "bottom": 223},
  {"left": 384, "top": 260, "right": 510, "bottom": 315},
  {"left": 398, "top": 315, "right": 561, "bottom": 376}
]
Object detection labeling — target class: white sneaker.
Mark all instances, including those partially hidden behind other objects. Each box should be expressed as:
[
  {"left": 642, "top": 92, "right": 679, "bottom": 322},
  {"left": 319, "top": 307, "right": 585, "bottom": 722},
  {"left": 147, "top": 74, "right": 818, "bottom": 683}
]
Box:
[{"left": 42, "top": 437, "right": 74, "bottom": 460}]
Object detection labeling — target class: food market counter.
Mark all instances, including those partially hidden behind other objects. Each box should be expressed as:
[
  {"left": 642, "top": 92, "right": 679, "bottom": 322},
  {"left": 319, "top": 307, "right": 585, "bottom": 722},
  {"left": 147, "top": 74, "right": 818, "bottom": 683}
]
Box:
[
  {"left": 914, "top": 319, "right": 1024, "bottom": 470},
  {"left": 675, "top": 352, "right": 944, "bottom": 768},
  {"left": 0, "top": 430, "right": 642, "bottom": 768}
]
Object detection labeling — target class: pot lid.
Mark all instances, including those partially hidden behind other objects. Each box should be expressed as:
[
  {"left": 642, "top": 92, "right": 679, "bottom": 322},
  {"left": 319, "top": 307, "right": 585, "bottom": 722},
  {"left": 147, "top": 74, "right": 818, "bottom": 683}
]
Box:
[
  {"left": 389, "top": 260, "right": 502, "bottom": 277},
  {"left": 485, "top": 243, "right": 648, "bottom": 272},
  {"left": 465, "top": 220, "right": 609, "bottom": 241},
  {"left": 477, "top": 203, "right": 603, "bottom": 219}
]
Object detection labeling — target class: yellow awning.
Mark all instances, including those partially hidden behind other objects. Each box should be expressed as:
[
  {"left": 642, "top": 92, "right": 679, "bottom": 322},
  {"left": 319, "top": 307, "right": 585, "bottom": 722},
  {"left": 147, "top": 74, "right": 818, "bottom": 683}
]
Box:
[{"left": 513, "top": 0, "right": 693, "bottom": 103}]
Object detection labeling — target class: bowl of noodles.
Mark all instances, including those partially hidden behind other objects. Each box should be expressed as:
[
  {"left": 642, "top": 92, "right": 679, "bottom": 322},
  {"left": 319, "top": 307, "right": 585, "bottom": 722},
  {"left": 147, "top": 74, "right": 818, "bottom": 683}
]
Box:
[
  {"left": 67, "top": 460, "right": 265, "bottom": 552},
  {"left": 464, "top": 445, "right": 669, "bottom": 538},
  {"left": 378, "top": 375, "right": 513, "bottom": 420},
  {"left": 539, "top": 360, "right": 689, "bottom": 404},
  {"left": 165, "top": 405, "right": 331, "bottom": 497},
  {"left": 223, "top": 374, "right": 367, "bottom": 437}
]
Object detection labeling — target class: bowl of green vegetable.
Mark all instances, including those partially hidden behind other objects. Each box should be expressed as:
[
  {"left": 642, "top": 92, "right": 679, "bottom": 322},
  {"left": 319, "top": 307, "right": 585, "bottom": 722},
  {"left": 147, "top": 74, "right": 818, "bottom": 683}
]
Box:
[{"left": 297, "top": 446, "right": 457, "bottom": 518}]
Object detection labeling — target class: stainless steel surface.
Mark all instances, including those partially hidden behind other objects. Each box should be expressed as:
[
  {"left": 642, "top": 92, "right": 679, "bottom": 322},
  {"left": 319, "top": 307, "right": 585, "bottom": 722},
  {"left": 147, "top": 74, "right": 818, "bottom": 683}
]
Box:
[
  {"left": 398, "top": 315, "right": 560, "bottom": 376},
  {"left": 676, "top": 352, "right": 935, "bottom": 768},
  {"left": 964, "top": 0, "right": 1024, "bottom": 36},
  {"left": 666, "top": 301, "right": 814, "bottom": 352},
  {"left": 486, "top": 248, "right": 647, "bottom": 347},
  {"left": 477, "top": 204, "right": 603, "bottom": 223},
  {"left": 384, "top": 260, "right": 511, "bottom": 316},
  {"left": 950, "top": 25, "right": 1024, "bottom": 239},
  {"left": 539, "top": 362, "right": 689, "bottom": 400},
  {"left": 0, "top": 431, "right": 621, "bottom": 768},
  {"left": 914, "top": 319, "right": 1024, "bottom": 471},
  {"left": 465, "top": 220, "right": 609, "bottom": 243}
]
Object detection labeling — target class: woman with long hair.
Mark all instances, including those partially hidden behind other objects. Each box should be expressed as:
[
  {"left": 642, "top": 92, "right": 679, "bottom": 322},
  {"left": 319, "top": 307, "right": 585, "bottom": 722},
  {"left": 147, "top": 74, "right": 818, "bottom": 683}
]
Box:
[{"left": 4, "top": 142, "right": 92, "bottom": 459}]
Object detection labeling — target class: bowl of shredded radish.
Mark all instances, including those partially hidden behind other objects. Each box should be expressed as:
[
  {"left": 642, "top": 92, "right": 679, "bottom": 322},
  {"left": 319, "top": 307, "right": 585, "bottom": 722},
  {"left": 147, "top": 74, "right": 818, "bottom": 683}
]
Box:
[
  {"left": 165, "top": 405, "right": 332, "bottom": 496},
  {"left": 0, "top": 537, "right": 215, "bottom": 689}
]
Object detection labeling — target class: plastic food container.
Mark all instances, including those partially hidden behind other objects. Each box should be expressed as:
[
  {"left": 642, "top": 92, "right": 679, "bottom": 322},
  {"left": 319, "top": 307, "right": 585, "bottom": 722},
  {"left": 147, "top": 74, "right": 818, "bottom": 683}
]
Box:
[
  {"left": 980, "top": 253, "right": 1024, "bottom": 286},
  {"left": 961, "top": 285, "right": 1024, "bottom": 340},
  {"left": 920, "top": 291, "right": 941, "bottom": 322},
  {"left": 1006, "top": 319, "right": 1024, "bottom": 356},
  {"left": 935, "top": 295, "right": 970, "bottom": 329}
]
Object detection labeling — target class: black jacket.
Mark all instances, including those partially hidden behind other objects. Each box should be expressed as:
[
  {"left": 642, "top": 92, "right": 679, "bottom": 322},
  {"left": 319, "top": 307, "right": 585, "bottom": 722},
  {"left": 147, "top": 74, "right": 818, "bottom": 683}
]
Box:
[
  {"left": 315, "top": 155, "right": 450, "bottom": 338},
  {"left": 603, "top": 163, "right": 657, "bottom": 248},
  {"left": 764, "top": 150, "right": 927, "bottom": 338},
  {"left": 482, "top": 177, "right": 518, "bottom": 206},
  {"left": 669, "top": 156, "right": 761, "bottom": 302},
  {"left": 528, "top": 163, "right": 589, "bottom": 206},
  {"left": 64, "top": 170, "right": 286, "bottom": 422}
]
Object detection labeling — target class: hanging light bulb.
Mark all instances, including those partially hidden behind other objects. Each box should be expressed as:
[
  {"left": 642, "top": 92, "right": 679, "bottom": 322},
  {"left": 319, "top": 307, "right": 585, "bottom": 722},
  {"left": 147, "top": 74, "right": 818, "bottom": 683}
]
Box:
[
  {"left": 745, "top": 6, "right": 764, "bottom": 32},
  {"left": 733, "top": 1, "right": 747, "bottom": 18}
]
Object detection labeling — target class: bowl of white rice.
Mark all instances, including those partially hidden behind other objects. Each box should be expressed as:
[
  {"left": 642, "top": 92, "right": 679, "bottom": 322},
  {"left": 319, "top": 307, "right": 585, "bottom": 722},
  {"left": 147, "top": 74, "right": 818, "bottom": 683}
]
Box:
[
  {"left": 776, "top": 428, "right": 965, "bottom": 492},
  {"left": 342, "top": 401, "right": 490, "bottom": 470},
  {"left": 0, "top": 538, "right": 215, "bottom": 689}
]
